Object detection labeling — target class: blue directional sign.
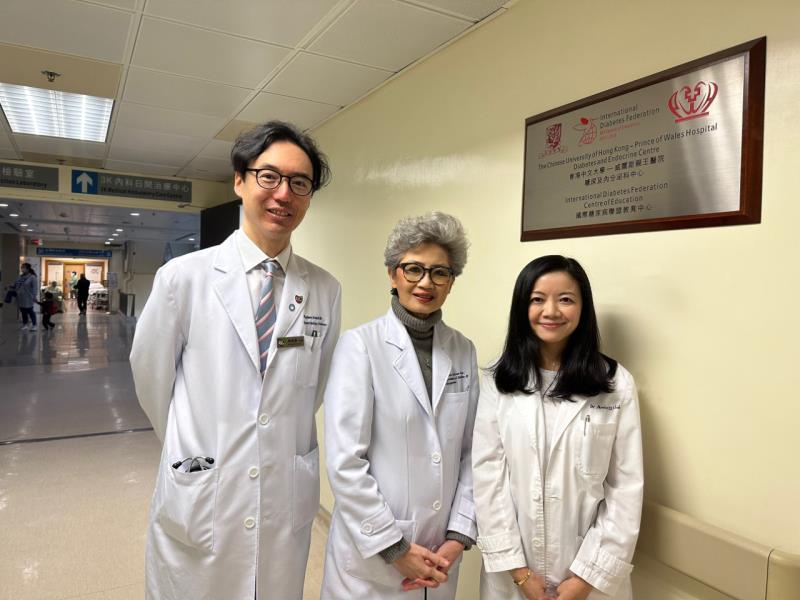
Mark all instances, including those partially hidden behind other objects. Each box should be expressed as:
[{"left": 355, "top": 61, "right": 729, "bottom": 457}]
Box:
[{"left": 72, "top": 169, "right": 99, "bottom": 194}]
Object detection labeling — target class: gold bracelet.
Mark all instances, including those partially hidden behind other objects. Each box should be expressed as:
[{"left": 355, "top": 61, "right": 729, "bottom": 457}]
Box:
[{"left": 513, "top": 569, "right": 533, "bottom": 587}]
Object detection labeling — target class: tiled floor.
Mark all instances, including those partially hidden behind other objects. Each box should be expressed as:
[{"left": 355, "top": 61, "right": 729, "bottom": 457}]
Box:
[{"left": 0, "top": 306, "right": 326, "bottom": 600}]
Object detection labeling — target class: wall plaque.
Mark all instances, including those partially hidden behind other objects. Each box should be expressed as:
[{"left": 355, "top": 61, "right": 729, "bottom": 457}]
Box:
[{"left": 522, "top": 38, "right": 765, "bottom": 241}]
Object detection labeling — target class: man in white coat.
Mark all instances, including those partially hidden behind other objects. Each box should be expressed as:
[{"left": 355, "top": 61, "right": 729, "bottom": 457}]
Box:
[{"left": 131, "top": 121, "right": 341, "bottom": 600}]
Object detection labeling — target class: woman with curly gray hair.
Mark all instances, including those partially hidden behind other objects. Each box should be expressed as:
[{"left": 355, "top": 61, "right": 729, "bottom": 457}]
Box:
[{"left": 321, "top": 212, "right": 480, "bottom": 600}]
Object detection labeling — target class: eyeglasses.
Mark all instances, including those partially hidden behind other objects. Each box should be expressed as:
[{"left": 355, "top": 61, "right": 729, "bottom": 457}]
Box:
[
  {"left": 396, "top": 262, "right": 454, "bottom": 285},
  {"left": 245, "top": 168, "right": 314, "bottom": 196}
]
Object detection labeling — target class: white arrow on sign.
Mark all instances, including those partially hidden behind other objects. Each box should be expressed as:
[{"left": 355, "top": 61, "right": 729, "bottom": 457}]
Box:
[{"left": 76, "top": 172, "right": 94, "bottom": 193}]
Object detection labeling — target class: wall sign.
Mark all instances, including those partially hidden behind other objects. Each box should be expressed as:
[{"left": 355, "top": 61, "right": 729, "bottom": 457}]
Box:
[{"left": 522, "top": 37, "right": 765, "bottom": 241}]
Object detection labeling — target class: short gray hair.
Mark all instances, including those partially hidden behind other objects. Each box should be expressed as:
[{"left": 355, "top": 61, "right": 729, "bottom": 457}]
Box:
[{"left": 383, "top": 212, "right": 469, "bottom": 276}]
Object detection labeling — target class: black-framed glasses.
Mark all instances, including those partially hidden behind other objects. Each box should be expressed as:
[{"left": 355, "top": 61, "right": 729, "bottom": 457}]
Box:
[
  {"left": 245, "top": 168, "right": 314, "bottom": 196},
  {"left": 396, "top": 262, "right": 454, "bottom": 285}
]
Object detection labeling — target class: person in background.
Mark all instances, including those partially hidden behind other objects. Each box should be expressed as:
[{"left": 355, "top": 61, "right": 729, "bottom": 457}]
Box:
[
  {"left": 130, "top": 120, "right": 341, "bottom": 600},
  {"left": 69, "top": 271, "right": 78, "bottom": 299},
  {"left": 472, "top": 255, "right": 643, "bottom": 600},
  {"left": 16, "top": 263, "right": 39, "bottom": 332},
  {"left": 36, "top": 291, "right": 57, "bottom": 331},
  {"left": 74, "top": 273, "right": 90, "bottom": 315},
  {"left": 322, "top": 212, "right": 479, "bottom": 600}
]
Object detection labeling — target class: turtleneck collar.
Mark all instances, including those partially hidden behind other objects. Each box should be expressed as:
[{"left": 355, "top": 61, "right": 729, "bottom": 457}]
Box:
[{"left": 391, "top": 294, "right": 441, "bottom": 338}]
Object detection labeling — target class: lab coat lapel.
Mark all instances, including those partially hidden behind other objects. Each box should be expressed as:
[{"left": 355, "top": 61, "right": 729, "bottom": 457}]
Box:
[
  {"left": 385, "top": 310, "right": 431, "bottom": 418},
  {"left": 549, "top": 395, "right": 588, "bottom": 466},
  {"left": 430, "top": 323, "right": 452, "bottom": 415},
  {"left": 267, "top": 253, "right": 308, "bottom": 370},
  {"left": 211, "top": 235, "right": 260, "bottom": 373}
]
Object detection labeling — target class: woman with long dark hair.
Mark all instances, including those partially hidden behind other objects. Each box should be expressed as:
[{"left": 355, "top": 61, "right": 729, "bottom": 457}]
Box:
[{"left": 472, "top": 255, "right": 643, "bottom": 600}]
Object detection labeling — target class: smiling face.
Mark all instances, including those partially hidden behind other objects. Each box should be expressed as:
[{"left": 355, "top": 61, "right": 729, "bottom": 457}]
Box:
[
  {"left": 389, "top": 243, "right": 454, "bottom": 318},
  {"left": 234, "top": 140, "right": 313, "bottom": 256},
  {"left": 528, "top": 270, "right": 583, "bottom": 359}
]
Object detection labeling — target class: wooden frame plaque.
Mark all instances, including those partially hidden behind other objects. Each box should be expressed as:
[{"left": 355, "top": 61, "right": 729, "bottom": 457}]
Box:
[{"left": 521, "top": 37, "right": 765, "bottom": 241}]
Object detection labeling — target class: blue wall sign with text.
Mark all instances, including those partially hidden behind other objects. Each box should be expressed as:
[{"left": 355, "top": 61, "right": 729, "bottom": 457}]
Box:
[{"left": 72, "top": 170, "right": 99, "bottom": 194}]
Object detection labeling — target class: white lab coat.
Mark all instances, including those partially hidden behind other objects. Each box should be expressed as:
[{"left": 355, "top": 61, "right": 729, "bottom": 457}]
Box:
[
  {"left": 472, "top": 364, "right": 643, "bottom": 600},
  {"left": 321, "top": 309, "right": 479, "bottom": 600},
  {"left": 130, "top": 232, "right": 341, "bottom": 600}
]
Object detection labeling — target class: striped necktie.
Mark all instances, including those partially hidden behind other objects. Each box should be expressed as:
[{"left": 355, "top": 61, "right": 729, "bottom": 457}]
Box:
[{"left": 256, "top": 260, "right": 280, "bottom": 374}]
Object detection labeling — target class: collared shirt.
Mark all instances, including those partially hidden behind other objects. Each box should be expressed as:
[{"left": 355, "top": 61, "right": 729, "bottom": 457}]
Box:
[{"left": 235, "top": 229, "right": 291, "bottom": 316}]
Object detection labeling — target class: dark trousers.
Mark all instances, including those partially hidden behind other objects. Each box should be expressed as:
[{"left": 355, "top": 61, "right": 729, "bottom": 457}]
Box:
[
  {"left": 77, "top": 294, "right": 89, "bottom": 313},
  {"left": 20, "top": 306, "right": 37, "bottom": 326},
  {"left": 42, "top": 313, "right": 55, "bottom": 329}
]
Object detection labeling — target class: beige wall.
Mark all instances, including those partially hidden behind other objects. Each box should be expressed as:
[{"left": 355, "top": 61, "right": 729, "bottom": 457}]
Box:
[{"left": 293, "top": 0, "right": 800, "bottom": 595}]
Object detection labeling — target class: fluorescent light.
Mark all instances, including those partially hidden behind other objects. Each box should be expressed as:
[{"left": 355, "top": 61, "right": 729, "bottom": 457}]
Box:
[
  {"left": 20, "top": 223, "right": 28, "bottom": 227},
  {"left": 104, "top": 242, "right": 110, "bottom": 245},
  {"left": 9, "top": 213, "right": 18, "bottom": 217},
  {"left": 0, "top": 83, "right": 113, "bottom": 142},
  {"left": 115, "top": 228, "right": 123, "bottom": 232},
  {"left": 130, "top": 212, "right": 140, "bottom": 216},
  {"left": 112, "top": 233, "right": 119, "bottom": 236},
  {"left": 188, "top": 238, "right": 195, "bottom": 241},
  {"left": 0, "top": 203, "right": 7, "bottom": 207}
]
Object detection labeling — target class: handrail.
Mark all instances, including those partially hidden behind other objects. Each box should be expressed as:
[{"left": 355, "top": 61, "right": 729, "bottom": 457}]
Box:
[{"left": 636, "top": 500, "right": 800, "bottom": 600}]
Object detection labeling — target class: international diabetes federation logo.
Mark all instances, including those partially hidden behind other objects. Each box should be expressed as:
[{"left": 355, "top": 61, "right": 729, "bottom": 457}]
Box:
[
  {"left": 573, "top": 117, "right": 597, "bottom": 145},
  {"left": 545, "top": 123, "right": 563, "bottom": 151},
  {"left": 668, "top": 81, "right": 718, "bottom": 122}
]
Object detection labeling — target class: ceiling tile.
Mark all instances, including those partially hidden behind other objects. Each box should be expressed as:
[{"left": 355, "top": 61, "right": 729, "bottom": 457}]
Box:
[
  {"left": 181, "top": 156, "right": 231, "bottom": 178},
  {"left": 265, "top": 53, "right": 391, "bottom": 106},
  {"left": 310, "top": 0, "right": 470, "bottom": 71},
  {"left": 115, "top": 102, "right": 226, "bottom": 139},
  {"left": 132, "top": 18, "right": 289, "bottom": 88},
  {"left": 107, "top": 144, "right": 190, "bottom": 167},
  {"left": 111, "top": 126, "right": 205, "bottom": 158},
  {"left": 0, "top": 0, "right": 133, "bottom": 63},
  {"left": 410, "top": 0, "right": 506, "bottom": 21},
  {"left": 145, "top": 0, "right": 340, "bottom": 47},
  {"left": 104, "top": 159, "right": 180, "bottom": 177},
  {"left": 124, "top": 68, "right": 251, "bottom": 117},
  {"left": 214, "top": 119, "right": 258, "bottom": 142},
  {"left": 197, "top": 139, "right": 232, "bottom": 161},
  {"left": 14, "top": 134, "right": 107, "bottom": 159},
  {"left": 238, "top": 92, "right": 340, "bottom": 130},
  {"left": 86, "top": 0, "right": 140, "bottom": 10}
]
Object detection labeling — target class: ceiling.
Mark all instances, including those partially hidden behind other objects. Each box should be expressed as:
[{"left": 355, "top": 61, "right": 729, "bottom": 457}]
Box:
[
  {"left": 0, "top": 0, "right": 510, "bottom": 184},
  {"left": 0, "top": 196, "right": 199, "bottom": 245}
]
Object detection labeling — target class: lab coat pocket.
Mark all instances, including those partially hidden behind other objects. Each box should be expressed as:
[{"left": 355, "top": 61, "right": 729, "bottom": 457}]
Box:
[
  {"left": 155, "top": 466, "right": 218, "bottom": 551},
  {"left": 346, "top": 519, "right": 417, "bottom": 587},
  {"left": 295, "top": 335, "right": 322, "bottom": 387},
  {"left": 577, "top": 421, "right": 616, "bottom": 478},
  {"left": 440, "top": 391, "right": 469, "bottom": 441},
  {"left": 293, "top": 445, "right": 320, "bottom": 531}
]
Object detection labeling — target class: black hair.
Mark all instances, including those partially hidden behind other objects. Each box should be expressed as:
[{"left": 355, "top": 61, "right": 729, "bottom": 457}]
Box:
[
  {"left": 22, "top": 262, "right": 36, "bottom": 276},
  {"left": 44, "top": 291, "right": 53, "bottom": 299},
  {"left": 231, "top": 120, "right": 331, "bottom": 192},
  {"left": 492, "top": 255, "right": 616, "bottom": 399}
]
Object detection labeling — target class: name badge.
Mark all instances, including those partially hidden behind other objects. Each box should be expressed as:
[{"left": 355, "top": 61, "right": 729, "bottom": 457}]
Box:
[{"left": 277, "top": 336, "right": 304, "bottom": 348}]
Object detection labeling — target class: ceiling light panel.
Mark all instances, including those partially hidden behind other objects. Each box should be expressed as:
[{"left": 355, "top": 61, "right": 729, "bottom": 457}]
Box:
[{"left": 0, "top": 83, "right": 113, "bottom": 142}]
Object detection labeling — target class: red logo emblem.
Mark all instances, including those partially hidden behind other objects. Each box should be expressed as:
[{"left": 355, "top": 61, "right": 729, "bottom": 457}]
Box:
[
  {"left": 573, "top": 117, "right": 597, "bottom": 145},
  {"left": 295, "top": 294, "right": 303, "bottom": 304},
  {"left": 668, "top": 81, "right": 718, "bottom": 122},
  {"left": 545, "top": 123, "right": 563, "bottom": 151}
]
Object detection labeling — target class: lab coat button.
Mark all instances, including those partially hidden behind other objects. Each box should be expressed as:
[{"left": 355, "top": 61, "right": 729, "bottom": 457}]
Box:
[
  {"left": 244, "top": 517, "right": 256, "bottom": 529},
  {"left": 362, "top": 523, "right": 373, "bottom": 534},
  {"left": 248, "top": 467, "right": 259, "bottom": 479},
  {"left": 532, "top": 538, "right": 542, "bottom": 548},
  {"left": 433, "top": 500, "right": 442, "bottom": 511},
  {"left": 258, "top": 414, "right": 270, "bottom": 426},
  {"left": 431, "top": 452, "right": 441, "bottom": 464},
  {"left": 532, "top": 491, "right": 541, "bottom": 501}
]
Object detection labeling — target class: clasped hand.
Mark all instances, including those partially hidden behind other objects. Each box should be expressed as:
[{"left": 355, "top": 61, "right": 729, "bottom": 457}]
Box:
[{"left": 393, "top": 540, "right": 464, "bottom": 591}]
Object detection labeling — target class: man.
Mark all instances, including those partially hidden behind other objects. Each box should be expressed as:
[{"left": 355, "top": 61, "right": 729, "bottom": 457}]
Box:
[
  {"left": 69, "top": 271, "right": 77, "bottom": 298},
  {"left": 74, "top": 273, "right": 90, "bottom": 314},
  {"left": 130, "top": 121, "right": 341, "bottom": 600}
]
